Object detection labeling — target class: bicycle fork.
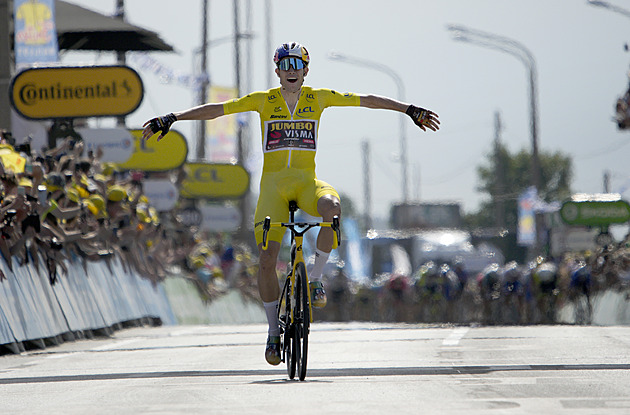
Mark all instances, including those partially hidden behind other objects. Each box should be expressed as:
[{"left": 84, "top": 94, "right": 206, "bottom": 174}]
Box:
[{"left": 289, "top": 235, "right": 313, "bottom": 324}]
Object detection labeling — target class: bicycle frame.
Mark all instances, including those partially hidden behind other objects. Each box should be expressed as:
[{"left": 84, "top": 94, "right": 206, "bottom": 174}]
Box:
[
  {"left": 262, "top": 203, "right": 340, "bottom": 381},
  {"left": 262, "top": 207, "right": 340, "bottom": 324},
  {"left": 290, "top": 232, "right": 311, "bottom": 323}
]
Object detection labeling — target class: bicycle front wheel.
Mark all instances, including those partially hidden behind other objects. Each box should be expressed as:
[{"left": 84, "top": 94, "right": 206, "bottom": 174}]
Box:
[
  {"left": 278, "top": 276, "right": 296, "bottom": 379},
  {"left": 293, "top": 262, "right": 310, "bottom": 381}
]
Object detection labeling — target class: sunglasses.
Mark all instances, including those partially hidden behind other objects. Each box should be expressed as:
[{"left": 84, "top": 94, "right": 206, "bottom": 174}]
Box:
[{"left": 277, "top": 58, "right": 306, "bottom": 71}]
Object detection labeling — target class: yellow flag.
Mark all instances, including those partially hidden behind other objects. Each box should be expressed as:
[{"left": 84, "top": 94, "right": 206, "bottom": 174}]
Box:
[{"left": 0, "top": 145, "right": 26, "bottom": 173}]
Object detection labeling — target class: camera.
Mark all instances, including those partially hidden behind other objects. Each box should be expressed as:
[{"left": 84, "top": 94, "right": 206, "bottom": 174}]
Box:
[
  {"left": 14, "top": 143, "right": 31, "bottom": 156},
  {"left": 49, "top": 237, "right": 63, "bottom": 251},
  {"left": 3, "top": 209, "right": 17, "bottom": 226},
  {"left": 21, "top": 212, "right": 41, "bottom": 233},
  {"left": 38, "top": 185, "right": 47, "bottom": 205}
]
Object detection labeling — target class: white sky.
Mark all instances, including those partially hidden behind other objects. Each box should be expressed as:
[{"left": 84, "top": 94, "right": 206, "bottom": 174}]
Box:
[{"left": 61, "top": 0, "right": 630, "bottom": 222}]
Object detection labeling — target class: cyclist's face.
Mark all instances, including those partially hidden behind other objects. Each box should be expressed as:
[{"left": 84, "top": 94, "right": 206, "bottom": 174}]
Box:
[{"left": 275, "top": 65, "right": 308, "bottom": 92}]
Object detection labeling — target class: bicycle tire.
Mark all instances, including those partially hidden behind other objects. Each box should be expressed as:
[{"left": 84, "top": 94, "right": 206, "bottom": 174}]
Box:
[
  {"left": 278, "top": 277, "right": 296, "bottom": 379},
  {"left": 294, "top": 262, "right": 310, "bottom": 381}
]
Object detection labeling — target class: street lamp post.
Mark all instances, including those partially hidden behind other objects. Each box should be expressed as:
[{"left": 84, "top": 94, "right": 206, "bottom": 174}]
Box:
[
  {"left": 447, "top": 24, "right": 543, "bottom": 253},
  {"left": 196, "top": 0, "right": 209, "bottom": 160},
  {"left": 587, "top": 0, "right": 630, "bottom": 19},
  {"left": 328, "top": 51, "right": 409, "bottom": 203}
]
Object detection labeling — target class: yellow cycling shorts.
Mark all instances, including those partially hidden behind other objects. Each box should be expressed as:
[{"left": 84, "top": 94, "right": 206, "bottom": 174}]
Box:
[{"left": 254, "top": 168, "right": 340, "bottom": 246}]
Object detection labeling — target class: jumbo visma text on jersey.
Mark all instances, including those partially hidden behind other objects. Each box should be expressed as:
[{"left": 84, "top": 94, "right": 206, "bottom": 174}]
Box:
[{"left": 265, "top": 120, "right": 317, "bottom": 152}]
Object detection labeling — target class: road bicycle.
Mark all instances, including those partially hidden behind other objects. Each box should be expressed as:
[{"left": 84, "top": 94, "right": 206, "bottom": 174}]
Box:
[{"left": 262, "top": 201, "right": 340, "bottom": 381}]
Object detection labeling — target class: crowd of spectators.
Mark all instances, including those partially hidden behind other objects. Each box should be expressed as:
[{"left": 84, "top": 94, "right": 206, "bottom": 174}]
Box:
[
  {"left": 0, "top": 128, "right": 259, "bottom": 301},
  {"left": 314, "top": 240, "right": 630, "bottom": 325},
  {"left": 3, "top": 127, "right": 629, "bottom": 325}
]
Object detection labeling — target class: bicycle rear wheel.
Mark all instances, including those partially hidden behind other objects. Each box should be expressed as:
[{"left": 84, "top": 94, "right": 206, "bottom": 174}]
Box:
[{"left": 293, "top": 262, "right": 310, "bottom": 381}]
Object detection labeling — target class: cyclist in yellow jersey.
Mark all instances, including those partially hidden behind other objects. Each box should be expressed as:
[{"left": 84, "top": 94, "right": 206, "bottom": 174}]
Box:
[{"left": 143, "top": 42, "right": 440, "bottom": 366}]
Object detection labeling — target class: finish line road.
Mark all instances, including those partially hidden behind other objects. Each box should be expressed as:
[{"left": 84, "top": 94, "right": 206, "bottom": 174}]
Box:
[{"left": 1, "top": 323, "right": 629, "bottom": 414}]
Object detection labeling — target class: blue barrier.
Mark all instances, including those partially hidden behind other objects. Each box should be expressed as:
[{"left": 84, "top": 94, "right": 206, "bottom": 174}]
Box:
[{"left": 0, "top": 252, "right": 176, "bottom": 351}]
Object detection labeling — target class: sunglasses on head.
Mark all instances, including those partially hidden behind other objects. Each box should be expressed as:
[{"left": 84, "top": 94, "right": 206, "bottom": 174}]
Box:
[{"left": 277, "top": 57, "right": 306, "bottom": 71}]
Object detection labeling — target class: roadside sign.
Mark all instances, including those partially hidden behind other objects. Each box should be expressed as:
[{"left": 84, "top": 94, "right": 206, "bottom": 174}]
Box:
[
  {"left": 143, "top": 179, "right": 179, "bottom": 211},
  {"left": 180, "top": 162, "right": 249, "bottom": 199},
  {"left": 175, "top": 206, "right": 203, "bottom": 227},
  {"left": 10, "top": 65, "right": 143, "bottom": 119},
  {"left": 78, "top": 127, "right": 134, "bottom": 163},
  {"left": 118, "top": 129, "right": 188, "bottom": 171},
  {"left": 200, "top": 205, "right": 241, "bottom": 232},
  {"left": 550, "top": 226, "right": 599, "bottom": 257},
  {"left": 560, "top": 194, "right": 630, "bottom": 226}
]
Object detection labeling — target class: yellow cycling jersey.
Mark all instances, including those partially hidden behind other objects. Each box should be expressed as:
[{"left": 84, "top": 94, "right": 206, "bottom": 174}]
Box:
[{"left": 223, "top": 86, "right": 361, "bottom": 173}]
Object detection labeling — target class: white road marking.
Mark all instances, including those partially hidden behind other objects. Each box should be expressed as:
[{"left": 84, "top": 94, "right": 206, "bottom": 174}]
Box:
[
  {"left": 442, "top": 327, "right": 469, "bottom": 346},
  {"left": 91, "top": 339, "right": 140, "bottom": 351}
]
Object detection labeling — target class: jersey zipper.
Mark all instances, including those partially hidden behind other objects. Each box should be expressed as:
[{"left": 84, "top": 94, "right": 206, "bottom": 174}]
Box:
[
  {"left": 282, "top": 87, "right": 305, "bottom": 169},
  {"left": 286, "top": 99, "right": 298, "bottom": 169}
]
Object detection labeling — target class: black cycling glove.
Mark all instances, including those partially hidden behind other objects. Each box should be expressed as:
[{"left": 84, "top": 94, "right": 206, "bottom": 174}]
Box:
[
  {"left": 406, "top": 105, "right": 433, "bottom": 130},
  {"left": 147, "top": 113, "right": 177, "bottom": 137}
]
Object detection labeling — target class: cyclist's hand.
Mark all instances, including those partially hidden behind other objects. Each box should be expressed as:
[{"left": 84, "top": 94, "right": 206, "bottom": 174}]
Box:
[
  {"left": 406, "top": 105, "right": 440, "bottom": 132},
  {"left": 142, "top": 113, "right": 177, "bottom": 141}
]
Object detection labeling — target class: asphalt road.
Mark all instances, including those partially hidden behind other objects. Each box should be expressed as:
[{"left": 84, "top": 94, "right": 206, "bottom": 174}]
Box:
[{"left": 1, "top": 323, "right": 630, "bottom": 414}]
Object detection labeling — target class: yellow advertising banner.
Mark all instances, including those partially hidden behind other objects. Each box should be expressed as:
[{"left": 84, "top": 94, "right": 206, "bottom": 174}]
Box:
[
  {"left": 207, "top": 86, "right": 237, "bottom": 162},
  {"left": 180, "top": 162, "right": 249, "bottom": 199},
  {"left": 116, "top": 130, "right": 188, "bottom": 172},
  {"left": 10, "top": 66, "right": 143, "bottom": 119}
]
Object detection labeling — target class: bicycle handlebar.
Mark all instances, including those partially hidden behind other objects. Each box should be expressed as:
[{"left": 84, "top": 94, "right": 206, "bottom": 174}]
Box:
[{"left": 262, "top": 215, "right": 341, "bottom": 251}]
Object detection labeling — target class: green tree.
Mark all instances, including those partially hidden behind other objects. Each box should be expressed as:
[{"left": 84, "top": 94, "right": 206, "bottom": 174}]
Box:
[{"left": 464, "top": 142, "right": 573, "bottom": 262}]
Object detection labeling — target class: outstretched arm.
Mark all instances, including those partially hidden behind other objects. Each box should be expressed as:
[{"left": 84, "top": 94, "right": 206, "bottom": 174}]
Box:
[
  {"left": 358, "top": 94, "right": 440, "bottom": 132},
  {"left": 172, "top": 102, "right": 225, "bottom": 122},
  {"left": 359, "top": 94, "right": 408, "bottom": 112},
  {"left": 142, "top": 103, "right": 225, "bottom": 141}
]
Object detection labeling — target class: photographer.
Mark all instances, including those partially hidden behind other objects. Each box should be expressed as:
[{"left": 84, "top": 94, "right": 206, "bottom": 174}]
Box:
[
  {"left": 0, "top": 209, "right": 18, "bottom": 275},
  {"left": 0, "top": 129, "right": 15, "bottom": 146},
  {"left": 14, "top": 178, "right": 42, "bottom": 268}
]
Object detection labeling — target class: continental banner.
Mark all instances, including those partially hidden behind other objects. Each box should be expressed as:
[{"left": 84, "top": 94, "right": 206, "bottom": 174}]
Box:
[
  {"left": 180, "top": 162, "right": 249, "bottom": 199},
  {"left": 10, "top": 66, "right": 143, "bottom": 119},
  {"left": 117, "top": 130, "right": 188, "bottom": 172}
]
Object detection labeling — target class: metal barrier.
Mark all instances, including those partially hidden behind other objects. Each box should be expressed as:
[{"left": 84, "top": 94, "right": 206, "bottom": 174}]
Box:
[{"left": 0, "top": 253, "right": 176, "bottom": 352}]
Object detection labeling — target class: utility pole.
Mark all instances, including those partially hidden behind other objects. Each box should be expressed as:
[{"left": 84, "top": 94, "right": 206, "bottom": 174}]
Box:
[
  {"left": 0, "top": 0, "right": 12, "bottom": 131},
  {"left": 114, "top": 0, "right": 126, "bottom": 127},
  {"left": 233, "top": 0, "right": 250, "bottom": 240},
  {"left": 233, "top": 0, "right": 243, "bottom": 163},
  {"left": 265, "top": 0, "right": 273, "bottom": 88},
  {"left": 196, "top": 0, "right": 209, "bottom": 160},
  {"left": 243, "top": 0, "right": 252, "bottom": 164},
  {"left": 494, "top": 111, "right": 506, "bottom": 229},
  {"left": 362, "top": 140, "right": 372, "bottom": 231}
]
